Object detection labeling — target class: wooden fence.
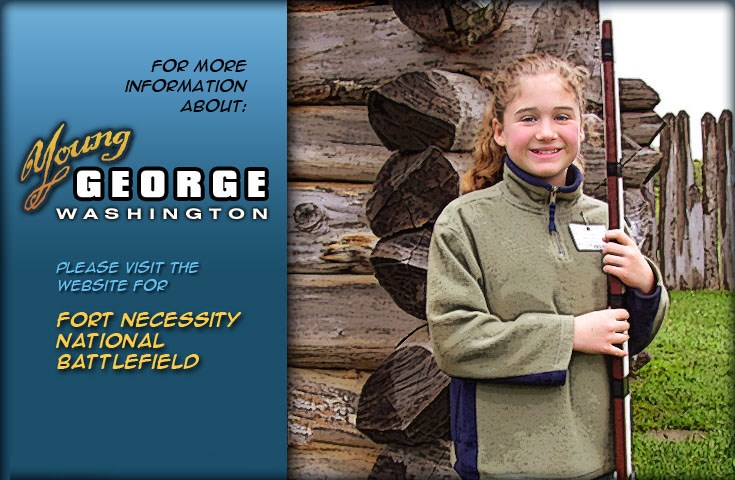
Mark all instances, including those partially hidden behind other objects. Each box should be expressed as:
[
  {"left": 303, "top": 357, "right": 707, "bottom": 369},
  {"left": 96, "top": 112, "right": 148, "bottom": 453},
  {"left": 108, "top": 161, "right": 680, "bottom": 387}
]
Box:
[{"left": 656, "top": 110, "right": 734, "bottom": 290}]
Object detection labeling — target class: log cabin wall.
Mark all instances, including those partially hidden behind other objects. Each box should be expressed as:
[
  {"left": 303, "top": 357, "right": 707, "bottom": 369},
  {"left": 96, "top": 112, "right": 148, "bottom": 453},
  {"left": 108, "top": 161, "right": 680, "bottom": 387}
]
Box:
[{"left": 286, "top": 1, "right": 666, "bottom": 478}]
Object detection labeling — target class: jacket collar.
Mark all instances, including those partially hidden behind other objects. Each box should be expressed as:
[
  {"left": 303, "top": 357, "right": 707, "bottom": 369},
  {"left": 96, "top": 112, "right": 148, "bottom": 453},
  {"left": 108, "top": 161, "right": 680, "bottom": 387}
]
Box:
[{"left": 502, "top": 155, "right": 584, "bottom": 205}]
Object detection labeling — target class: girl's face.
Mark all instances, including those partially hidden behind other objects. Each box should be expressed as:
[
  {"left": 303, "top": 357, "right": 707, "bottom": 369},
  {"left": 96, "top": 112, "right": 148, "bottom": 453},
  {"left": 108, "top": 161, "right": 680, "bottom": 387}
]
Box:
[{"left": 492, "top": 73, "right": 584, "bottom": 187}]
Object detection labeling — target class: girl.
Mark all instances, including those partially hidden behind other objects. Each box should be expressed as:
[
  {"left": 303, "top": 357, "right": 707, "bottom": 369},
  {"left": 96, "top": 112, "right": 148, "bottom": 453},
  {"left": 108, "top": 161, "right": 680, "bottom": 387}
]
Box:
[{"left": 426, "top": 53, "right": 668, "bottom": 480}]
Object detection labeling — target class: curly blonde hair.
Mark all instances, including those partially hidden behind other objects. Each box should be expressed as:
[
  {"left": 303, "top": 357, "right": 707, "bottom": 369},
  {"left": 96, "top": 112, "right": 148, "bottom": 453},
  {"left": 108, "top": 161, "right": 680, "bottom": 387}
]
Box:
[{"left": 461, "top": 53, "right": 590, "bottom": 194}]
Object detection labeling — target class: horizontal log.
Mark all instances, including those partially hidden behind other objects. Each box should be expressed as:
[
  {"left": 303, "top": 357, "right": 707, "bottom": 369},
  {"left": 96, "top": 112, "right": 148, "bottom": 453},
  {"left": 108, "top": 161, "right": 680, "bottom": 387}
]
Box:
[
  {"left": 288, "top": 368, "right": 375, "bottom": 448},
  {"left": 289, "top": 182, "right": 377, "bottom": 274},
  {"left": 288, "top": 274, "right": 425, "bottom": 370},
  {"left": 289, "top": 442, "right": 382, "bottom": 480},
  {"left": 289, "top": 1, "right": 388, "bottom": 13},
  {"left": 288, "top": 105, "right": 657, "bottom": 185},
  {"left": 368, "top": 69, "right": 490, "bottom": 152},
  {"left": 621, "top": 111, "right": 665, "bottom": 147},
  {"left": 369, "top": 441, "right": 458, "bottom": 480},
  {"left": 619, "top": 78, "right": 660, "bottom": 111},
  {"left": 289, "top": 3, "right": 602, "bottom": 105},
  {"left": 582, "top": 145, "right": 661, "bottom": 198},
  {"left": 289, "top": 106, "right": 386, "bottom": 183},
  {"left": 586, "top": 108, "right": 663, "bottom": 149},
  {"left": 622, "top": 147, "right": 661, "bottom": 185},
  {"left": 581, "top": 114, "right": 661, "bottom": 199},
  {"left": 289, "top": 114, "right": 471, "bottom": 181}
]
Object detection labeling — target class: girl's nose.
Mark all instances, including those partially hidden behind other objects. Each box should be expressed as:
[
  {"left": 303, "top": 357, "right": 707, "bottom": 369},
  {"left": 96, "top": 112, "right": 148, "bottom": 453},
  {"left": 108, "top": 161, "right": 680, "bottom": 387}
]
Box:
[{"left": 536, "top": 119, "right": 558, "bottom": 140}]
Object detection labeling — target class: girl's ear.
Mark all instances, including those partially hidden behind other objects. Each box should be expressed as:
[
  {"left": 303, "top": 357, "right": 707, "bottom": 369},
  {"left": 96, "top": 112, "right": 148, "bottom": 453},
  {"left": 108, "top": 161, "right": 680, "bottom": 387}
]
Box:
[{"left": 492, "top": 118, "right": 506, "bottom": 147}]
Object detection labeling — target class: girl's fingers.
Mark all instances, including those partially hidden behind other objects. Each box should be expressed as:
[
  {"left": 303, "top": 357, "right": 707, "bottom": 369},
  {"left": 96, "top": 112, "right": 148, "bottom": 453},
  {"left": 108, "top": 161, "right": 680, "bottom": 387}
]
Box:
[
  {"left": 601, "top": 241, "right": 629, "bottom": 256},
  {"left": 603, "top": 254, "right": 627, "bottom": 267},
  {"left": 612, "top": 319, "right": 630, "bottom": 331},
  {"left": 607, "top": 345, "right": 628, "bottom": 357},
  {"left": 603, "top": 229, "right": 635, "bottom": 247},
  {"left": 610, "top": 333, "right": 630, "bottom": 344},
  {"left": 602, "top": 264, "right": 626, "bottom": 278},
  {"left": 608, "top": 309, "right": 629, "bottom": 321}
]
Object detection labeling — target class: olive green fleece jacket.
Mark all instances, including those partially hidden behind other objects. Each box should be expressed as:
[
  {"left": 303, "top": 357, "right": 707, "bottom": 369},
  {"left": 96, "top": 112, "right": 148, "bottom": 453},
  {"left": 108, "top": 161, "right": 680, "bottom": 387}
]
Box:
[{"left": 426, "top": 160, "right": 668, "bottom": 479}]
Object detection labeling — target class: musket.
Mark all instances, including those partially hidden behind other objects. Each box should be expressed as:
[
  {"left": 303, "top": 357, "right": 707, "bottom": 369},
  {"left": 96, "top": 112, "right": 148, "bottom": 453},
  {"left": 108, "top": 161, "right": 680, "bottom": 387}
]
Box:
[{"left": 601, "top": 20, "right": 634, "bottom": 480}]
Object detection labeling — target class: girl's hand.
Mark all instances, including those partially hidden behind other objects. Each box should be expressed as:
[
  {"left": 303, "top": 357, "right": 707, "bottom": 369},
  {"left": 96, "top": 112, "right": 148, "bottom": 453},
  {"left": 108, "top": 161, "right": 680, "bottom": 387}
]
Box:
[
  {"left": 573, "top": 308, "right": 630, "bottom": 357},
  {"left": 602, "top": 229, "right": 655, "bottom": 294}
]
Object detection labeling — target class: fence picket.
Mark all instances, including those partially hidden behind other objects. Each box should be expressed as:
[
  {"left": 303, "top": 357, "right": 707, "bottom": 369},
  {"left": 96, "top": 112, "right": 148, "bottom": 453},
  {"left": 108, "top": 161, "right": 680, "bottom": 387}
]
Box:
[
  {"left": 658, "top": 113, "right": 678, "bottom": 288},
  {"left": 677, "top": 111, "right": 705, "bottom": 289},
  {"left": 658, "top": 109, "right": 733, "bottom": 291},
  {"left": 719, "top": 110, "right": 734, "bottom": 290},
  {"left": 701, "top": 113, "right": 720, "bottom": 289}
]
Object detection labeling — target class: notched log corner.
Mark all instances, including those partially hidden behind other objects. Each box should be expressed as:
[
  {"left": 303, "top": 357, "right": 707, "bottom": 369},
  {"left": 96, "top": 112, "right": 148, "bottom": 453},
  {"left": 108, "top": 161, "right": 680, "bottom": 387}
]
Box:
[
  {"left": 368, "top": 69, "right": 490, "bottom": 152},
  {"left": 370, "top": 226, "right": 432, "bottom": 319},
  {"left": 369, "top": 440, "right": 459, "bottom": 480},
  {"left": 356, "top": 329, "right": 450, "bottom": 445},
  {"left": 367, "top": 146, "right": 467, "bottom": 238},
  {"left": 619, "top": 78, "right": 661, "bottom": 112},
  {"left": 391, "top": 0, "right": 511, "bottom": 50}
]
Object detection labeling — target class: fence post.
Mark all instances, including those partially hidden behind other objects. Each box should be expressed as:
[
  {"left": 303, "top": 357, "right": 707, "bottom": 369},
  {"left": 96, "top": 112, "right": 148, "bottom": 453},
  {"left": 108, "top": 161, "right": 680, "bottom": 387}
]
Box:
[
  {"left": 658, "top": 113, "right": 676, "bottom": 289},
  {"left": 701, "top": 113, "right": 720, "bottom": 289},
  {"left": 719, "top": 110, "right": 734, "bottom": 290},
  {"left": 677, "top": 112, "right": 705, "bottom": 289}
]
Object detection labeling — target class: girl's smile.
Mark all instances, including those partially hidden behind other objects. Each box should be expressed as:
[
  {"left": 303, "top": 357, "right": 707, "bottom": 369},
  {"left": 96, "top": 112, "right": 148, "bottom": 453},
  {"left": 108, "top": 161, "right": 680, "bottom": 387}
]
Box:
[{"left": 529, "top": 148, "right": 563, "bottom": 159}]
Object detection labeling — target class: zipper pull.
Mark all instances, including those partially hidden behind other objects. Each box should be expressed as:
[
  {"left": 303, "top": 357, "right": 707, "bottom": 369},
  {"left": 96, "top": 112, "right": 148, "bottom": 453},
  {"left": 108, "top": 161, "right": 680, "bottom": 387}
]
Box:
[{"left": 549, "top": 186, "right": 558, "bottom": 232}]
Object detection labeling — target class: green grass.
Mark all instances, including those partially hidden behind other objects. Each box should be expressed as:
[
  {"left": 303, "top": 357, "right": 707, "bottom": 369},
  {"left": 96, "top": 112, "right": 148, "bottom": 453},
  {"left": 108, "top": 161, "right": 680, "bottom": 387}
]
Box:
[{"left": 631, "top": 290, "right": 735, "bottom": 479}]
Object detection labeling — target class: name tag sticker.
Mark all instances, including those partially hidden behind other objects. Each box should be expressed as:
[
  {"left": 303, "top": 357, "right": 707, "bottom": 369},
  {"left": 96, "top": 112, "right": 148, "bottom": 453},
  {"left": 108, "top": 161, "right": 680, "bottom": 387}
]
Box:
[{"left": 569, "top": 223, "right": 607, "bottom": 251}]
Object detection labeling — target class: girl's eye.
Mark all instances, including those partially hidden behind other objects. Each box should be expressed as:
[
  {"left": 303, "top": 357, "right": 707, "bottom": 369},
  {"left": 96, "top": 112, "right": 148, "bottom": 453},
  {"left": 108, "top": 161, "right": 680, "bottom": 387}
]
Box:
[
  {"left": 555, "top": 114, "right": 571, "bottom": 121},
  {"left": 520, "top": 116, "right": 536, "bottom": 122}
]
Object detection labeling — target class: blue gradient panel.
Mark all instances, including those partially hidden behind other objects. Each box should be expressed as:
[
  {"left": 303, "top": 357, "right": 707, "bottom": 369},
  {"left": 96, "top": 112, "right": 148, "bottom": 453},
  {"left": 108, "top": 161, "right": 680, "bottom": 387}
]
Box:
[{"left": 2, "top": 2, "right": 286, "bottom": 478}]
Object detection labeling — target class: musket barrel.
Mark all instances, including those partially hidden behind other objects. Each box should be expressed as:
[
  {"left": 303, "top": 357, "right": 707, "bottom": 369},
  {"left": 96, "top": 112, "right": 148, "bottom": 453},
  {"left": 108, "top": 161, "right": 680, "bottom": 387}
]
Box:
[{"left": 601, "top": 19, "right": 634, "bottom": 480}]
